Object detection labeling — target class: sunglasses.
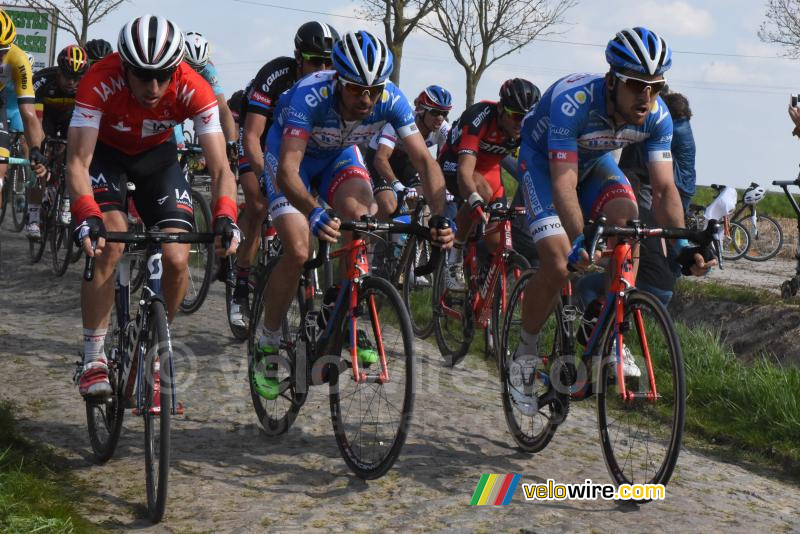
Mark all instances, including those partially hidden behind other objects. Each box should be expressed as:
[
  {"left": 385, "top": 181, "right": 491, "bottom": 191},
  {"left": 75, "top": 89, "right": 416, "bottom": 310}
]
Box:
[
  {"left": 301, "top": 52, "right": 331, "bottom": 67},
  {"left": 339, "top": 78, "right": 385, "bottom": 99},
  {"left": 613, "top": 72, "right": 666, "bottom": 95},
  {"left": 424, "top": 108, "right": 449, "bottom": 118},
  {"left": 128, "top": 66, "right": 176, "bottom": 83},
  {"left": 503, "top": 105, "right": 526, "bottom": 120}
]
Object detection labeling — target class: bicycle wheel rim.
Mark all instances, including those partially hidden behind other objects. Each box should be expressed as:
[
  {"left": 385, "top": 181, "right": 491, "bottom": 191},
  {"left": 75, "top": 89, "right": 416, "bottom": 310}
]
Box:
[
  {"left": 50, "top": 218, "right": 72, "bottom": 276},
  {"left": 180, "top": 191, "right": 214, "bottom": 313},
  {"left": 248, "top": 258, "right": 306, "bottom": 435},
  {"left": 11, "top": 167, "right": 27, "bottom": 232},
  {"left": 499, "top": 268, "right": 569, "bottom": 452},
  {"left": 491, "top": 253, "right": 531, "bottom": 362},
  {"left": 720, "top": 221, "right": 749, "bottom": 260},
  {"left": 329, "top": 276, "right": 415, "bottom": 479},
  {"left": 596, "top": 290, "right": 685, "bottom": 493},
  {"left": 432, "top": 257, "right": 474, "bottom": 366},
  {"left": 738, "top": 214, "right": 783, "bottom": 261},
  {"left": 28, "top": 210, "right": 50, "bottom": 264},
  {"left": 401, "top": 237, "right": 434, "bottom": 339},
  {"left": 143, "top": 301, "right": 171, "bottom": 523}
]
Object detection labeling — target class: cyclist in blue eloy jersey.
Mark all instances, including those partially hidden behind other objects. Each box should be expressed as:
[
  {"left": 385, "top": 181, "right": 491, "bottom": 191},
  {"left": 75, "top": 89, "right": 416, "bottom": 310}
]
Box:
[
  {"left": 509, "top": 27, "right": 715, "bottom": 416},
  {"left": 178, "top": 32, "right": 238, "bottom": 152},
  {"left": 251, "top": 30, "right": 454, "bottom": 400}
]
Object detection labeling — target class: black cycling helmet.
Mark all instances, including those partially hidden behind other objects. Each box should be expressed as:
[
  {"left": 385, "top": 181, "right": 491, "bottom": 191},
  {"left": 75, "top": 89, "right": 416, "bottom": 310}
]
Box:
[
  {"left": 228, "top": 89, "right": 244, "bottom": 113},
  {"left": 85, "top": 38, "right": 113, "bottom": 62},
  {"left": 294, "top": 21, "right": 339, "bottom": 56},
  {"left": 499, "top": 78, "right": 540, "bottom": 114}
]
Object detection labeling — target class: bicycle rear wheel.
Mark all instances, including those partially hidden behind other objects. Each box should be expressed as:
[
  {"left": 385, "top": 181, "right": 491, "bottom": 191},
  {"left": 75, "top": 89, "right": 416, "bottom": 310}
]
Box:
[
  {"left": 143, "top": 300, "right": 172, "bottom": 523},
  {"left": 0, "top": 177, "right": 8, "bottom": 225},
  {"left": 50, "top": 187, "right": 74, "bottom": 276},
  {"left": 225, "top": 256, "right": 250, "bottom": 341},
  {"left": 400, "top": 236, "right": 434, "bottom": 339},
  {"left": 179, "top": 190, "right": 214, "bottom": 314},
  {"left": 499, "top": 269, "right": 570, "bottom": 452},
  {"left": 28, "top": 203, "right": 50, "bottom": 264},
  {"left": 432, "top": 257, "right": 475, "bottom": 366},
  {"left": 329, "top": 276, "right": 415, "bottom": 479},
  {"left": 738, "top": 214, "right": 783, "bottom": 262},
  {"left": 86, "top": 299, "right": 126, "bottom": 463},
  {"left": 489, "top": 252, "right": 530, "bottom": 360},
  {"left": 10, "top": 166, "right": 28, "bottom": 232},
  {"left": 596, "top": 290, "right": 685, "bottom": 497},
  {"left": 248, "top": 257, "right": 307, "bottom": 435},
  {"left": 720, "top": 220, "right": 750, "bottom": 261}
]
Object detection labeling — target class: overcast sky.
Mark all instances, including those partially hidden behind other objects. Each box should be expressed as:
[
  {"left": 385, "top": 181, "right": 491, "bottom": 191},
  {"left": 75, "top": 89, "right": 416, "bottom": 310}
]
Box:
[{"left": 53, "top": 0, "right": 800, "bottom": 191}]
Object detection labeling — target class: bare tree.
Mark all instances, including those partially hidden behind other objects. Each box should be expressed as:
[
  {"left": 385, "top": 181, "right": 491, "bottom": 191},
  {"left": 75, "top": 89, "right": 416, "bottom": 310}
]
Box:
[
  {"left": 420, "top": 0, "right": 576, "bottom": 105},
  {"left": 357, "top": 0, "right": 435, "bottom": 85},
  {"left": 12, "top": 0, "right": 127, "bottom": 45},
  {"left": 759, "top": 0, "right": 800, "bottom": 56}
]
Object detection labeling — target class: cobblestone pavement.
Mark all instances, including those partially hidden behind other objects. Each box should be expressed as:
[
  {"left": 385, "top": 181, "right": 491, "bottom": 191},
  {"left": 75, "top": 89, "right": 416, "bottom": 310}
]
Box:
[{"left": 0, "top": 228, "right": 798, "bottom": 532}]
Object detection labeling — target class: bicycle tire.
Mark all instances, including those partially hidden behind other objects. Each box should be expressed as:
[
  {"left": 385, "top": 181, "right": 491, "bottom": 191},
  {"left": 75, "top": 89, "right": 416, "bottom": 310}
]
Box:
[
  {"left": 28, "top": 203, "right": 50, "bottom": 264},
  {"left": 50, "top": 184, "right": 73, "bottom": 276},
  {"left": 0, "top": 176, "right": 8, "bottom": 225},
  {"left": 143, "top": 299, "right": 172, "bottom": 523},
  {"left": 720, "top": 220, "right": 750, "bottom": 261},
  {"left": 248, "top": 257, "right": 307, "bottom": 435},
  {"left": 489, "top": 252, "right": 530, "bottom": 360},
  {"left": 10, "top": 165, "right": 28, "bottom": 232},
  {"left": 179, "top": 190, "right": 214, "bottom": 314},
  {"left": 329, "top": 275, "right": 415, "bottom": 479},
  {"left": 737, "top": 213, "right": 783, "bottom": 262},
  {"left": 225, "top": 257, "right": 249, "bottom": 341},
  {"left": 401, "top": 236, "right": 434, "bottom": 339},
  {"left": 432, "top": 256, "right": 475, "bottom": 366},
  {"left": 499, "top": 268, "right": 569, "bottom": 452},
  {"left": 596, "top": 289, "right": 685, "bottom": 498},
  {"left": 85, "top": 299, "right": 126, "bottom": 463}
]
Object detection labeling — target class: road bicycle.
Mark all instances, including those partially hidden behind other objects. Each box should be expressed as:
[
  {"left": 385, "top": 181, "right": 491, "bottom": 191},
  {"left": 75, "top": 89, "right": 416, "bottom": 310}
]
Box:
[
  {"left": 40, "top": 138, "right": 78, "bottom": 276},
  {"left": 499, "top": 216, "right": 721, "bottom": 500},
  {"left": 773, "top": 170, "right": 800, "bottom": 298},
  {"left": 0, "top": 132, "right": 31, "bottom": 232},
  {"left": 79, "top": 227, "right": 215, "bottom": 523},
  {"left": 431, "top": 202, "right": 530, "bottom": 366},
  {"left": 686, "top": 184, "right": 750, "bottom": 261},
  {"left": 247, "top": 216, "right": 442, "bottom": 478},
  {"left": 728, "top": 182, "right": 783, "bottom": 262}
]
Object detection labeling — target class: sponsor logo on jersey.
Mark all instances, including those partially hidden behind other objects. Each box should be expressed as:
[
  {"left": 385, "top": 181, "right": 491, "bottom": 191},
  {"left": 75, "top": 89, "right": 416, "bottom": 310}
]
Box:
[
  {"left": 531, "top": 220, "right": 563, "bottom": 237},
  {"left": 560, "top": 83, "right": 595, "bottom": 117},
  {"left": 471, "top": 107, "right": 492, "bottom": 128},
  {"left": 90, "top": 172, "right": 107, "bottom": 188},
  {"left": 251, "top": 91, "right": 271, "bottom": 106},
  {"left": 263, "top": 67, "right": 290, "bottom": 92},
  {"left": 177, "top": 83, "right": 197, "bottom": 107},
  {"left": 142, "top": 119, "right": 177, "bottom": 137},
  {"left": 91, "top": 74, "right": 126, "bottom": 102},
  {"left": 303, "top": 84, "right": 330, "bottom": 107},
  {"left": 157, "top": 195, "right": 168, "bottom": 206},
  {"left": 200, "top": 112, "right": 214, "bottom": 125},
  {"left": 110, "top": 120, "right": 131, "bottom": 132}
]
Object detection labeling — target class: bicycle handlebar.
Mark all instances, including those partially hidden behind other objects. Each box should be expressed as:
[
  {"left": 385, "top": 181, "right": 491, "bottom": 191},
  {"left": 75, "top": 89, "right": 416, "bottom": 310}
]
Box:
[
  {"left": 772, "top": 179, "right": 800, "bottom": 187},
  {"left": 177, "top": 144, "right": 204, "bottom": 155},
  {"left": 0, "top": 156, "right": 30, "bottom": 166}
]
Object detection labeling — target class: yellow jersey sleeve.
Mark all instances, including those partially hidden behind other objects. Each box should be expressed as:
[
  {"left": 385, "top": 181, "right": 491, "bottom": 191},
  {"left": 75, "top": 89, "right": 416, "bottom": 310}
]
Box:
[{"left": 8, "top": 45, "right": 34, "bottom": 105}]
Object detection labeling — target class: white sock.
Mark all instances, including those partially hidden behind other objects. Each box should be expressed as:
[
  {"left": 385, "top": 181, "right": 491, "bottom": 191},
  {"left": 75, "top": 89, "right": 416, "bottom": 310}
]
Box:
[
  {"left": 28, "top": 204, "right": 40, "bottom": 224},
  {"left": 448, "top": 243, "right": 464, "bottom": 264},
  {"left": 516, "top": 329, "right": 539, "bottom": 360},
  {"left": 257, "top": 324, "right": 282, "bottom": 347},
  {"left": 83, "top": 328, "right": 107, "bottom": 364}
]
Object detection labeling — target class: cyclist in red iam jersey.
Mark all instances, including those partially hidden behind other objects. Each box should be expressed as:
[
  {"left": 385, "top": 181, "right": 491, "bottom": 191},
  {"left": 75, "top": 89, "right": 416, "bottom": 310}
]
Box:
[
  {"left": 68, "top": 15, "right": 240, "bottom": 398},
  {"left": 439, "top": 78, "right": 540, "bottom": 289}
]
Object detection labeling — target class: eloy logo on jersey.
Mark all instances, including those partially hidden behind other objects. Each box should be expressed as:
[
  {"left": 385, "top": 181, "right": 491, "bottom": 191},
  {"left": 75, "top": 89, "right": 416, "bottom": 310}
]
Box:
[{"left": 469, "top": 474, "right": 521, "bottom": 505}]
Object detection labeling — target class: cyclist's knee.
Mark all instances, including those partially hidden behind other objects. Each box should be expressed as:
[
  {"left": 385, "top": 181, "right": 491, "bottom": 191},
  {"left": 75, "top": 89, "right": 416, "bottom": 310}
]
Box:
[{"left": 161, "top": 243, "right": 190, "bottom": 274}]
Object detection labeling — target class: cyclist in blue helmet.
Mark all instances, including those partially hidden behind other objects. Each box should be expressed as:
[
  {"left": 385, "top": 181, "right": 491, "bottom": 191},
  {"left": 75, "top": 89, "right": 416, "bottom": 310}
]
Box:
[
  {"left": 504, "top": 26, "right": 713, "bottom": 415},
  {"left": 367, "top": 84, "right": 454, "bottom": 219},
  {"left": 251, "top": 30, "right": 454, "bottom": 398}
]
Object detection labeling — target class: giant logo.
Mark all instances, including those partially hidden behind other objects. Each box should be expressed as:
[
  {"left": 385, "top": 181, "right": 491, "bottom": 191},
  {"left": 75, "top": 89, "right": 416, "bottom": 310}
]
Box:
[{"left": 263, "top": 67, "right": 290, "bottom": 92}]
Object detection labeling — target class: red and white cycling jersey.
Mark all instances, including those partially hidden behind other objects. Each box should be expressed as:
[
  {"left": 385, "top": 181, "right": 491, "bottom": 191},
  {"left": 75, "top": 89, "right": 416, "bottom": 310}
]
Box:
[{"left": 70, "top": 53, "right": 221, "bottom": 155}]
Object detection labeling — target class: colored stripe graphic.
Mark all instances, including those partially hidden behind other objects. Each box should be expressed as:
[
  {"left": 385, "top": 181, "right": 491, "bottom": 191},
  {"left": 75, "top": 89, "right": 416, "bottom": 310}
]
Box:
[{"left": 470, "top": 474, "right": 520, "bottom": 505}]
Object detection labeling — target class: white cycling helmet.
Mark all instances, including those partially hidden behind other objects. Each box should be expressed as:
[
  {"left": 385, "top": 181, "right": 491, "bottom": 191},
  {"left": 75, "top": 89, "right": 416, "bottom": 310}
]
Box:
[
  {"left": 744, "top": 183, "right": 766, "bottom": 205},
  {"left": 118, "top": 14, "right": 184, "bottom": 70},
  {"left": 184, "top": 31, "right": 210, "bottom": 69}
]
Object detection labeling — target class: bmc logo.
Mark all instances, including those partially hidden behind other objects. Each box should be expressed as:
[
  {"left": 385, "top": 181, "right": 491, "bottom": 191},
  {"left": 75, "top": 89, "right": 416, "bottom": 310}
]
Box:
[{"left": 142, "top": 119, "right": 177, "bottom": 137}]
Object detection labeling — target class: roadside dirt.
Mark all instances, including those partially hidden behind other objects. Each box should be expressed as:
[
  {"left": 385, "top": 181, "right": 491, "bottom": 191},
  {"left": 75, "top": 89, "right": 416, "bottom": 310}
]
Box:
[{"left": 1, "top": 227, "right": 798, "bottom": 532}]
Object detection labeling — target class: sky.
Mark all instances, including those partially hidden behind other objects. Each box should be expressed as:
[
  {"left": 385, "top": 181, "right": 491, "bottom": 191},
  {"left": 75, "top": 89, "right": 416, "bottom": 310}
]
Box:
[{"left": 44, "top": 0, "right": 800, "bottom": 191}]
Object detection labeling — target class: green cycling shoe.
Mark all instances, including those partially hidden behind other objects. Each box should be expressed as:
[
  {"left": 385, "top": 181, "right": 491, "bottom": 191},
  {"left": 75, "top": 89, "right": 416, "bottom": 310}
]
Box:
[
  {"left": 252, "top": 343, "right": 280, "bottom": 400},
  {"left": 346, "top": 328, "right": 378, "bottom": 365}
]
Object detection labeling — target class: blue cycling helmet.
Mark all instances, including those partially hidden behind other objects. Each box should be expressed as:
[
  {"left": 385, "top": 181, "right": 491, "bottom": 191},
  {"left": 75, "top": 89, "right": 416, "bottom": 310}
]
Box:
[
  {"left": 606, "top": 27, "right": 672, "bottom": 76},
  {"left": 416, "top": 85, "right": 453, "bottom": 111},
  {"left": 332, "top": 30, "right": 393, "bottom": 86}
]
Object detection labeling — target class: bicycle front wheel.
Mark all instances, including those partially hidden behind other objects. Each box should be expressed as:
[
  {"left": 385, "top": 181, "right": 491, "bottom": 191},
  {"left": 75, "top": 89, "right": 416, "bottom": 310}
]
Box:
[
  {"left": 499, "top": 268, "right": 570, "bottom": 452},
  {"left": 432, "top": 256, "right": 475, "bottom": 366},
  {"left": 738, "top": 214, "right": 783, "bottom": 262},
  {"left": 329, "top": 276, "right": 415, "bottom": 479},
  {"left": 400, "top": 236, "right": 434, "bottom": 339},
  {"left": 10, "top": 166, "right": 28, "bottom": 232},
  {"left": 596, "top": 290, "right": 685, "bottom": 496},
  {"left": 143, "top": 300, "right": 172, "bottom": 523},
  {"left": 179, "top": 190, "right": 214, "bottom": 314},
  {"left": 489, "top": 252, "right": 530, "bottom": 360},
  {"left": 720, "top": 220, "right": 750, "bottom": 261},
  {"left": 50, "top": 189, "right": 74, "bottom": 276},
  {"left": 28, "top": 205, "right": 50, "bottom": 264}
]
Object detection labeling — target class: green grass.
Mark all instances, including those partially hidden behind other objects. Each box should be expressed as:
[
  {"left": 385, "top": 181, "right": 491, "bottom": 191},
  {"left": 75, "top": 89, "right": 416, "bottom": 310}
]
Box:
[
  {"left": 692, "top": 185, "right": 797, "bottom": 219},
  {"left": 674, "top": 277, "right": 794, "bottom": 306},
  {"left": 0, "top": 402, "right": 96, "bottom": 533}
]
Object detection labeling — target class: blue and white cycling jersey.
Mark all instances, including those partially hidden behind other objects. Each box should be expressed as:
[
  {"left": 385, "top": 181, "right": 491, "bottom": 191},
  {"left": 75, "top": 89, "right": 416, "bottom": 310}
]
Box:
[
  {"left": 268, "top": 70, "right": 417, "bottom": 159},
  {"left": 198, "top": 61, "right": 224, "bottom": 96},
  {"left": 520, "top": 72, "right": 673, "bottom": 177},
  {"left": 4, "top": 84, "right": 22, "bottom": 131}
]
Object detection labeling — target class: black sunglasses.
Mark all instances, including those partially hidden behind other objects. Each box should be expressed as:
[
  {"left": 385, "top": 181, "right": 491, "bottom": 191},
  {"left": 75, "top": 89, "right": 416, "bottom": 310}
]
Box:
[
  {"left": 425, "top": 108, "right": 449, "bottom": 118},
  {"left": 301, "top": 52, "right": 331, "bottom": 67},
  {"left": 128, "top": 66, "right": 176, "bottom": 83}
]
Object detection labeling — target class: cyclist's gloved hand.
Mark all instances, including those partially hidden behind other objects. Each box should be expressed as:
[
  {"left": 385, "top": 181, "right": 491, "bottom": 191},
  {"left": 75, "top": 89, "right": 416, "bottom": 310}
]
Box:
[
  {"left": 214, "top": 216, "right": 241, "bottom": 256},
  {"left": 567, "top": 234, "right": 590, "bottom": 270},
  {"left": 73, "top": 215, "right": 106, "bottom": 249},
  {"left": 468, "top": 192, "right": 486, "bottom": 222},
  {"left": 308, "top": 206, "right": 340, "bottom": 243},
  {"left": 676, "top": 241, "right": 716, "bottom": 276},
  {"left": 29, "top": 146, "right": 47, "bottom": 177},
  {"left": 428, "top": 214, "right": 455, "bottom": 249}
]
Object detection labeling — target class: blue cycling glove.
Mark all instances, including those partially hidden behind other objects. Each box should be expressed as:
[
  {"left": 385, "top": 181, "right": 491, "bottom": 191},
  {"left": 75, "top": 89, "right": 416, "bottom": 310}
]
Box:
[
  {"left": 567, "top": 234, "right": 587, "bottom": 266},
  {"left": 308, "top": 207, "right": 334, "bottom": 237}
]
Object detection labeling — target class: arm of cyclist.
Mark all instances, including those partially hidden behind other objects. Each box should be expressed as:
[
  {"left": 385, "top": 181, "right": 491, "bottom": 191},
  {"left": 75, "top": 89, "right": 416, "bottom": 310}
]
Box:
[
  {"left": 18, "top": 102, "right": 47, "bottom": 177},
  {"left": 455, "top": 152, "right": 488, "bottom": 223},
  {"left": 276, "top": 135, "right": 340, "bottom": 243},
  {"left": 215, "top": 92, "right": 238, "bottom": 145},
  {"left": 243, "top": 112, "right": 266, "bottom": 178},
  {"left": 648, "top": 159, "right": 715, "bottom": 276},
  {"left": 196, "top": 121, "right": 239, "bottom": 257},
  {"left": 373, "top": 143, "right": 400, "bottom": 186},
  {"left": 66, "top": 125, "right": 105, "bottom": 256},
  {"left": 551, "top": 159, "right": 591, "bottom": 269},
  {"left": 404, "top": 131, "right": 453, "bottom": 248}
]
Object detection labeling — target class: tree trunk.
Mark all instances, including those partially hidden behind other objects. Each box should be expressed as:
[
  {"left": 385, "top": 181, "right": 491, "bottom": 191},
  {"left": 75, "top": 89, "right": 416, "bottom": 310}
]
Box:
[
  {"left": 390, "top": 43, "right": 402, "bottom": 85},
  {"left": 465, "top": 70, "right": 478, "bottom": 107}
]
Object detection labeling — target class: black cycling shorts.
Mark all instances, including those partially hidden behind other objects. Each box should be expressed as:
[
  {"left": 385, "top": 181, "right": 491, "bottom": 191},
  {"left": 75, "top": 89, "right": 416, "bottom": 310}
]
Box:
[
  {"left": 91, "top": 141, "right": 194, "bottom": 230},
  {"left": 365, "top": 146, "right": 421, "bottom": 194}
]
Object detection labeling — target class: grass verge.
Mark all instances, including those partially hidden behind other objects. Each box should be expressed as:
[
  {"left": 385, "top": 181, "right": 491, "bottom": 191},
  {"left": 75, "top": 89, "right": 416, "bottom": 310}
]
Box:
[
  {"left": 0, "top": 401, "right": 96, "bottom": 533},
  {"left": 674, "top": 277, "right": 795, "bottom": 306}
]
